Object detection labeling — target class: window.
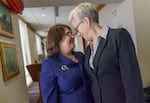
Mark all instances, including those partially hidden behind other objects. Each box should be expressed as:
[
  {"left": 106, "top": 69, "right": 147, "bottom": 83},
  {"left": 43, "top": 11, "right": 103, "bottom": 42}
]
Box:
[{"left": 18, "top": 19, "right": 32, "bottom": 87}]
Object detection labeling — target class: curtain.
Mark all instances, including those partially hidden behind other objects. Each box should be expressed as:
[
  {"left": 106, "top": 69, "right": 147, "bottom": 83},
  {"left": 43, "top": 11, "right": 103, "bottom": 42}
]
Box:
[{"left": 6, "top": 0, "right": 24, "bottom": 14}]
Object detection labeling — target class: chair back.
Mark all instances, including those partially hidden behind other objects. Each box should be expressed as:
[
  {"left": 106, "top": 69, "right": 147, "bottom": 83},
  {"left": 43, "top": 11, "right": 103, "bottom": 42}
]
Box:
[
  {"left": 26, "top": 63, "right": 43, "bottom": 103},
  {"left": 26, "top": 64, "right": 42, "bottom": 82}
]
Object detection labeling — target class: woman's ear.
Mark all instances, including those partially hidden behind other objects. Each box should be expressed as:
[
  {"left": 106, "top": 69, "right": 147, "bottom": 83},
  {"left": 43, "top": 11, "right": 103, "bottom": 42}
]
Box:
[{"left": 83, "top": 17, "right": 91, "bottom": 26}]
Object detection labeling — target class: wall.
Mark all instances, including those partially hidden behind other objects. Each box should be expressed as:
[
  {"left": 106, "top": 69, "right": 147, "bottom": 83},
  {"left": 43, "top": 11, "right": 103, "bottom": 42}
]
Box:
[
  {"left": 99, "top": 0, "right": 136, "bottom": 47},
  {"left": 0, "top": 13, "right": 29, "bottom": 103},
  {"left": 132, "top": 0, "right": 150, "bottom": 87},
  {"left": 27, "top": 28, "right": 38, "bottom": 64},
  {"left": 74, "top": 36, "right": 84, "bottom": 53},
  {"left": 99, "top": 0, "right": 150, "bottom": 87}
]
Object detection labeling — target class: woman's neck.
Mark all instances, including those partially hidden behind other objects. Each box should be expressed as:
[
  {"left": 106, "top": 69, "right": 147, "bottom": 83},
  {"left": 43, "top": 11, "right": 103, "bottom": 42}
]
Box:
[{"left": 62, "top": 52, "right": 78, "bottom": 63}]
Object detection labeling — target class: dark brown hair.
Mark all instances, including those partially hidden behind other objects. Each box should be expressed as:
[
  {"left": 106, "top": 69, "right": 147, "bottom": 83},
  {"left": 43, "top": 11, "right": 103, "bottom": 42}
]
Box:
[{"left": 46, "top": 24, "right": 71, "bottom": 57}]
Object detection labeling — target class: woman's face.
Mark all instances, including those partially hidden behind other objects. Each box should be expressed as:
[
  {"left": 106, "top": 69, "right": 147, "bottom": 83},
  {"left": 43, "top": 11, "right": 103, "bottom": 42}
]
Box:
[
  {"left": 71, "top": 17, "right": 92, "bottom": 41},
  {"left": 59, "top": 28, "right": 75, "bottom": 54}
]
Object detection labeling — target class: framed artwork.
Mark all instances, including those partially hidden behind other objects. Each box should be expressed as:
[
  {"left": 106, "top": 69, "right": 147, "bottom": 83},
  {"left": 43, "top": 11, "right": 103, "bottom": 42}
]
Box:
[
  {"left": 0, "top": 1, "right": 15, "bottom": 38},
  {"left": 0, "top": 42, "right": 19, "bottom": 81}
]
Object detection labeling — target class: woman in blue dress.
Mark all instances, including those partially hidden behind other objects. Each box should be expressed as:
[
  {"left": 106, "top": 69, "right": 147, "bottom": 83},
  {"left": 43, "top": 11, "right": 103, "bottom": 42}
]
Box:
[{"left": 40, "top": 24, "right": 93, "bottom": 103}]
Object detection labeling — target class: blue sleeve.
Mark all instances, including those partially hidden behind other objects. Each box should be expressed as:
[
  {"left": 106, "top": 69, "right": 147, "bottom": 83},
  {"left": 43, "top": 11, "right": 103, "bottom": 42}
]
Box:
[
  {"left": 77, "top": 52, "right": 91, "bottom": 94},
  {"left": 40, "top": 61, "right": 58, "bottom": 103},
  {"left": 117, "top": 29, "right": 144, "bottom": 103}
]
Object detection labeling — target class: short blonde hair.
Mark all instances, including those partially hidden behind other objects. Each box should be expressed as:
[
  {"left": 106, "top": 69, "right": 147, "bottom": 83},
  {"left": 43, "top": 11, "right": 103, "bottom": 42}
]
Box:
[{"left": 69, "top": 2, "right": 99, "bottom": 23}]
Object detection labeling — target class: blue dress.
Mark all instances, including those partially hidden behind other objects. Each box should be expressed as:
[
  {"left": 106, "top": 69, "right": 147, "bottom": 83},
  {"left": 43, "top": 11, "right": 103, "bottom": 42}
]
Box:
[{"left": 40, "top": 52, "right": 93, "bottom": 103}]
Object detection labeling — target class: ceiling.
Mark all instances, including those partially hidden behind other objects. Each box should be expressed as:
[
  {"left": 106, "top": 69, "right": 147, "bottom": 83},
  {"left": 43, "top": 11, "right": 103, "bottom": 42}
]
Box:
[{"left": 20, "top": 0, "right": 124, "bottom": 37}]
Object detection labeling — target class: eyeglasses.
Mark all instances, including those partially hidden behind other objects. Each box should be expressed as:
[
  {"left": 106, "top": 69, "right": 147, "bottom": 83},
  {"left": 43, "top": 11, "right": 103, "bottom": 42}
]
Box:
[
  {"left": 65, "top": 31, "right": 73, "bottom": 37},
  {"left": 73, "top": 21, "right": 83, "bottom": 36}
]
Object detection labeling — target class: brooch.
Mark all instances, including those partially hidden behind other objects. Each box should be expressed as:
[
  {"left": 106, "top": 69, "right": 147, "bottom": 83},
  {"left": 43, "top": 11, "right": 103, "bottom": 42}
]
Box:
[{"left": 61, "top": 65, "right": 69, "bottom": 71}]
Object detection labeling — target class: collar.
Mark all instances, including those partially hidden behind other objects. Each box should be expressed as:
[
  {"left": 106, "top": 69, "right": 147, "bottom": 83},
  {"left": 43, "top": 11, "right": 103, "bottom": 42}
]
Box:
[
  {"left": 89, "top": 26, "right": 109, "bottom": 48},
  {"left": 98, "top": 25, "right": 109, "bottom": 39}
]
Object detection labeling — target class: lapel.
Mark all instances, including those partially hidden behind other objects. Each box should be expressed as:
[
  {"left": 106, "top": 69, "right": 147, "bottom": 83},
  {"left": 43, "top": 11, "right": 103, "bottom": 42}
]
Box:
[
  {"left": 93, "top": 29, "right": 110, "bottom": 72},
  {"left": 85, "top": 45, "right": 97, "bottom": 78}
]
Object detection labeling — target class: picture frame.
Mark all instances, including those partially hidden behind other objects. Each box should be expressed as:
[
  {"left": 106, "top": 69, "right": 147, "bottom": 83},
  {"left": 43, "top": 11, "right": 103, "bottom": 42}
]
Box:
[
  {"left": 0, "top": 42, "right": 19, "bottom": 81},
  {"left": 0, "top": 1, "right": 15, "bottom": 38}
]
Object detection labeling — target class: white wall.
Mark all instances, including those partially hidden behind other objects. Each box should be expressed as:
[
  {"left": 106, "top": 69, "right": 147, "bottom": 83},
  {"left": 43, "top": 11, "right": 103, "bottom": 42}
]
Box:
[
  {"left": 99, "top": 1, "right": 137, "bottom": 48},
  {"left": 74, "top": 36, "right": 84, "bottom": 53},
  {"left": 27, "top": 28, "right": 38, "bottom": 63},
  {"left": 0, "top": 13, "right": 29, "bottom": 103},
  {"left": 132, "top": 0, "right": 150, "bottom": 87}
]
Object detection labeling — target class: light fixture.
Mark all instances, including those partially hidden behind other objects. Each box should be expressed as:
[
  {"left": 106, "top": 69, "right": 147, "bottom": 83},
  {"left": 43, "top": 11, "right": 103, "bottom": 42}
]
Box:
[
  {"left": 42, "top": 13, "right": 47, "bottom": 17},
  {"left": 55, "top": 6, "right": 59, "bottom": 17},
  {"left": 42, "top": 8, "right": 47, "bottom": 17}
]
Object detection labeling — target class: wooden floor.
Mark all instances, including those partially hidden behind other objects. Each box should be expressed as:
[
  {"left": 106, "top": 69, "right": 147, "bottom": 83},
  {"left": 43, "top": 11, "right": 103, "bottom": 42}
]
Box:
[{"left": 28, "top": 82, "right": 40, "bottom": 103}]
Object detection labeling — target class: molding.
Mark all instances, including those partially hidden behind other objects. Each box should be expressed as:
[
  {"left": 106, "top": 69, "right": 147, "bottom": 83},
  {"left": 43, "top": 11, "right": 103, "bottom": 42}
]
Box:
[{"left": 96, "top": 4, "right": 106, "bottom": 12}]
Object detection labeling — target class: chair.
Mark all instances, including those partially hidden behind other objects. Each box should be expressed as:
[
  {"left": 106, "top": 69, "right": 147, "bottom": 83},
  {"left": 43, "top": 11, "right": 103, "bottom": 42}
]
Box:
[
  {"left": 26, "top": 63, "right": 43, "bottom": 103},
  {"left": 26, "top": 64, "right": 42, "bottom": 82}
]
